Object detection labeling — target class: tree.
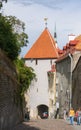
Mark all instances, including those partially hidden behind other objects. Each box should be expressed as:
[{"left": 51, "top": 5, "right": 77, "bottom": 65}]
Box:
[
  {"left": 0, "top": 15, "right": 28, "bottom": 60},
  {"left": 0, "top": 1, "right": 36, "bottom": 107},
  {"left": 0, "top": 14, "right": 36, "bottom": 104},
  {"left": 0, "top": 15, "right": 19, "bottom": 60},
  {"left": 14, "top": 59, "right": 36, "bottom": 96},
  {"left": 0, "top": 0, "right": 7, "bottom": 9},
  {"left": 6, "top": 16, "right": 28, "bottom": 47}
]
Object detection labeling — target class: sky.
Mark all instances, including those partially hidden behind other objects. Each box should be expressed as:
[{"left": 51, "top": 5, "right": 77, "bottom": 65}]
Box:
[{"left": 2, "top": 0, "right": 81, "bottom": 57}]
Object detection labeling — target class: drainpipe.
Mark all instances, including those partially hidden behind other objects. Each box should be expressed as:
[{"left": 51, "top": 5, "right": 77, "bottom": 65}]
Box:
[{"left": 68, "top": 53, "right": 73, "bottom": 109}]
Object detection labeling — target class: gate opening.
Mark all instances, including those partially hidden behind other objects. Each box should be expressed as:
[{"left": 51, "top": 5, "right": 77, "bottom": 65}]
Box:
[{"left": 37, "top": 104, "right": 48, "bottom": 119}]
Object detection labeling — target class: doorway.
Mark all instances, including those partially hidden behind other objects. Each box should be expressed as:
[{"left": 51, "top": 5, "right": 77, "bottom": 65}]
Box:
[{"left": 37, "top": 104, "right": 48, "bottom": 119}]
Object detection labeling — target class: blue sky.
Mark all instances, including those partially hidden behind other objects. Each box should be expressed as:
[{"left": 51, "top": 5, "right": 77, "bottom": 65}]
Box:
[{"left": 2, "top": 0, "right": 81, "bottom": 57}]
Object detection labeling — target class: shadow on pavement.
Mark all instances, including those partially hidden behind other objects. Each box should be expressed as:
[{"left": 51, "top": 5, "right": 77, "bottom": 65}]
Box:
[{"left": 12, "top": 121, "right": 40, "bottom": 130}]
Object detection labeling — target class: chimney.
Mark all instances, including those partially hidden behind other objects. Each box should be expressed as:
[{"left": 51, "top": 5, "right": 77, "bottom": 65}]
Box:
[{"left": 68, "top": 34, "right": 76, "bottom": 41}]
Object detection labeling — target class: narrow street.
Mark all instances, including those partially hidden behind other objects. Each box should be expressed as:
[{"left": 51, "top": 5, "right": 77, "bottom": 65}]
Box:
[{"left": 12, "top": 119, "right": 81, "bottom": 130}]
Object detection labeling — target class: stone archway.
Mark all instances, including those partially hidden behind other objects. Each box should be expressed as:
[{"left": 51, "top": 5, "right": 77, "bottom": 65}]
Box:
[{"left": 37, "top": 104, "right": 48, "bottom": 119}]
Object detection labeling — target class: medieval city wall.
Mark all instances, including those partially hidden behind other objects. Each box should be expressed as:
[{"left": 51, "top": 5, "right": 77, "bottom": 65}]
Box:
[{"left": 0, "top": 50, "right": 23, "bottom": 130}]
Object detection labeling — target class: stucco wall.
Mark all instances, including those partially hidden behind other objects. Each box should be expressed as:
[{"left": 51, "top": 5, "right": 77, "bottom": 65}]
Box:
[
  {"left": 0, "top": 50, "right": 23, "bottom": 130},
  {"left": 25, "top": 59, "right": 55, "bottom": 118}
]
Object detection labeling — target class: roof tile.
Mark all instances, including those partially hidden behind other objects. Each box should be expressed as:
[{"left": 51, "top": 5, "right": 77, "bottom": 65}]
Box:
[{"left": 24, "top": 28, "right": 59, "bottom": 59}]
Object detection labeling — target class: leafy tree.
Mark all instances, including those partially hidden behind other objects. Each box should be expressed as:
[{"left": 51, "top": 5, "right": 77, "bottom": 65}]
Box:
[
  {"left": 0, "top": 15, "right": 28, "bottom": 60},
  {"left": 14, "top": 59, "right": 36, "bottom": 96},
  {"left": 6, "top": 16, "right": 28, "bottom": 47},
  {"left": 0, "top": 15, "right": 19, "bottom": 60},
  {"left": 0, "top": 0, "right": 7, "bottom": 9},
  {"left": 0, "top": 3, "right": 35, "bottom": 103}
]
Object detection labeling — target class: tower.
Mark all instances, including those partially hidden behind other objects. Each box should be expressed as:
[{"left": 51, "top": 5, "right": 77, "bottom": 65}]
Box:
[{"left": 24, "top": 26, "right": 59, "bottom": 119}]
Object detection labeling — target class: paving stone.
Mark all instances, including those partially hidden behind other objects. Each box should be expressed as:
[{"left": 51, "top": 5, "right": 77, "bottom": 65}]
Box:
[{"left": 12, "top": 119, "right": 77, "bottom": 130}]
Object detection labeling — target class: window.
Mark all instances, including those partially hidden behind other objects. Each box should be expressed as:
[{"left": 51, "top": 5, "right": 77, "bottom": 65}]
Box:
[{"left": 36, "top": 59, "right": 38, "bottom": 65}]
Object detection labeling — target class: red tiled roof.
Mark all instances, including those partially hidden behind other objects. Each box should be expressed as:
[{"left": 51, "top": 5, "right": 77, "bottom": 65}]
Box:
[
  {"left": 75, "top": 35, "right": 81, "bottom": 41},
  {"left": 24, "top": 28, "right": 59, "bottom": 59},
  {"left": 69, "top": 40, "right": 78, "bottom": 46},
  {"left": 58, "top": 47, "right": 64, "bottom": 55},
  {"left": 66, "top": 43, "right": 70, "bottom": 48},
  {"left": 74, "top": 35, "right": 81, "bottom": 50},
  {"left": 56, "top": 34, "right": 81, "bottom": 62},
  {"left": 63, "top": 46, "right": 67, "bottom": 50}
]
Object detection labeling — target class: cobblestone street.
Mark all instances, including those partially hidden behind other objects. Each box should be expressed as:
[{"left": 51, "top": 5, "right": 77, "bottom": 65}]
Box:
[{"left": 12, "top": 119, "right": 81, "bottom": 130}]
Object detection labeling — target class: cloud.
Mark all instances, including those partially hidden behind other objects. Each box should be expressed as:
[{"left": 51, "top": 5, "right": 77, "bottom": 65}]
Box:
[
  {"left": 10, "top": 0, "right": 81, "bottom": 11},
  {"left": 10, "top": 0, "right": 69, "bottom": 9}
]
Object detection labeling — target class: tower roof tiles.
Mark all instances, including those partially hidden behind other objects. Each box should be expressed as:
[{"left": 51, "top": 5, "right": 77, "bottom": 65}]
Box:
[{"left": 24, "top": 28, "right": 59, "bottom": 59}]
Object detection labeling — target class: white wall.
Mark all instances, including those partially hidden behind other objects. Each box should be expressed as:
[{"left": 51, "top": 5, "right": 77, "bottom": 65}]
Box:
[{"left": 25, "top": 59, "right": 55, "bottom": 118}]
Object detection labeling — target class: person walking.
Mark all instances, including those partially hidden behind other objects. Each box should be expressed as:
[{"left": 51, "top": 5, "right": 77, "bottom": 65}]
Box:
[
  {"left": 69, "top": 107, "right": 75, "bottom": 125},
  {"left": 63, "top": 109, "right": 67, "bottom": 120},
  {"left": 55, "top": 102, "right": 59, "bottom": 119},
  {"left": 76, "top": 108, "right": 81, "bottom": 125}
]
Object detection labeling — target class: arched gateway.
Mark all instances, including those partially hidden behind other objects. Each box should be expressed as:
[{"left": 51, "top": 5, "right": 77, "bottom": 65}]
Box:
[{"left": 37, "top": 104, "right": 48, "bottom": 119}]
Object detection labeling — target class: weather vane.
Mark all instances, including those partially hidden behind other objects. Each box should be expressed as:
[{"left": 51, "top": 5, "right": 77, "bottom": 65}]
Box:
[{"left": 44, "top": 18, "right": 48, "bottom": 28}]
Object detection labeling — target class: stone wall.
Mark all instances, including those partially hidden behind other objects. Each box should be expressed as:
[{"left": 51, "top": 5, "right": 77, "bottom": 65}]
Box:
[
  {"left": 56, "top": 56, "right": 71, "bottom": 118},
  {"left": 0, "top": 50, "right": 23, "bottom": 130}
]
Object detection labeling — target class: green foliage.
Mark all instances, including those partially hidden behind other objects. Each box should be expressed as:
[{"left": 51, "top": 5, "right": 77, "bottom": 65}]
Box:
[
  {"left": 6, "top": 16, "right": 28, "bottom": 47},
  {"left": 0, "top": 0, "right": 7, "bottom": 9},
  {"left": 0, "top": 6, "right": 35, "bottom": 106},
  {"left": 14, "top": 59, "right": 36, "bottom": 96},
  {"left": 0, "top": 15, "right": 28, "bottom": 61},
  {"left": 0, "top": 15, "right": 19, "bottom": 60}
]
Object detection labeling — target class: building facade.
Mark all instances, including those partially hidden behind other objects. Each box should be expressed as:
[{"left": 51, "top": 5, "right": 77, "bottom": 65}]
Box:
[
  {"left": 56, "top": 55, "right": 71, "bottom": 118},
  {"left": 47, "top": 64, "right": 56, "bottom": 118},
  {"left": 72, "top": 55, "right": 81, "bottom": 110},
  {"left": 55, "top": 34, "right": 81, "bottom": 118}
]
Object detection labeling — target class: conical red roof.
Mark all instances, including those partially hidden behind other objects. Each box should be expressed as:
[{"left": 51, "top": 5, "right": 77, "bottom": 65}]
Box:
[{"left": 24, "top": 28, "right": 59, "bottom": 59}]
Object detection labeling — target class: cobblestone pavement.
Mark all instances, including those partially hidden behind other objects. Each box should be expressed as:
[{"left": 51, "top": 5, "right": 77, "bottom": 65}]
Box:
[
  {"left": 12, "top": 119, "right": 81, "bottom": 130},
  {"left": 66, "top": 120, "right": 81, "bottom": 130}
]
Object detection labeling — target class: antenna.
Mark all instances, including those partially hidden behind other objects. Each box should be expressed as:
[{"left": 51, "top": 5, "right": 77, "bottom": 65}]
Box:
[{"left": 44, "top": 18, "right": 48, "bottom": 28}]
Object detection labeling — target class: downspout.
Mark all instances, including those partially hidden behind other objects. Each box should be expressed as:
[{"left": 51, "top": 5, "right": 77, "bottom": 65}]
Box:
[{"left": 68, "top": 53, "right": 73, "bottom": 109}]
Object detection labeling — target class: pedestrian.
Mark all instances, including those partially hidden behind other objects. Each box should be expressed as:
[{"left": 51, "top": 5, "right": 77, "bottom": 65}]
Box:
[
  {"left": 69, "top": 107, "right": 75, "bottom": 125},
  {"left": 63, "top": 109, "right": 67, "bottom": 120},
  {"left": 24, "top": 111, "right": 30, "bottom": 121},
  {"left": 55, "top": 102, "right": 59, "bottom": 119},
  {"left": 76, "top": 108, "right": 81, "bottom": 125}
]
